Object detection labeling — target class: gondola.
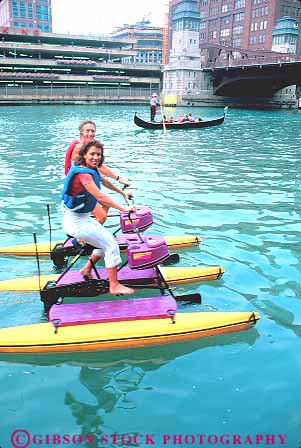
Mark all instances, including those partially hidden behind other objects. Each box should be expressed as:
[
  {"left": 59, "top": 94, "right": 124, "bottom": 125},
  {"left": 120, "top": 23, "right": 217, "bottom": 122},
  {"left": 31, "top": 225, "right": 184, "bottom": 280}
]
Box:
[{"left": 134, "top": 107, "right": 228, "bottom": 130}]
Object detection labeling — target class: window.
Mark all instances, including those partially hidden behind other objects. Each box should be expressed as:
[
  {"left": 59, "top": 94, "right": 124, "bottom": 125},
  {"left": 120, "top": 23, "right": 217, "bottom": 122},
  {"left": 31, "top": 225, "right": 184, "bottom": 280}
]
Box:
[
  {"left": 250, "top": 22, "right": 258, "bottom": 31},
  {"left": 234, "top": 0, "right": 245, "bottom": 8},
  {"left": 221, "top": 28, "right": 230, "bottom": 36},
  {"left": 222, "top": 16, "right": 231, "bottom": 25},
  {"left": 249, "top": 35, "right": 257, "bottom": 44},
  {"left": 232, "top": 38, "right": 242, "bottom": 46},
  {"left": 251, "top": 8, "right": 260, "bottom": 17},
  {"left": 273, "top": 35, "right": 284, "bottom": 44},
  {"left": 210, "top": 6, "right": 219, "bottom": 15},
  {"left": 233, "top": 12, "right": 244, "bottom": 21},
  {"left": 209, "top": 30, "right": 218, "bottom": 38},
  {"left": 37, "top": 23, "right": 50, "bottom": 32},
  {"left": 36, "top": 4, "right": 49, "bottom": 22},
  {"left": 259, "top": 20, "right": 267, "bottom": 29},
  {"left": 12, "top": 0, "right": 18, "bottom": 17},
  {"left": 209, "top": 19, "right": 218, "bottom": 28},
  {"left": 20, "top": 1, "right": 26, "bottom": 18},
  {"left": 258, "top": 34, "right": 266, "bottom": 43},
  {"left": 28, "top": 2, "right": 33, "bottom": 19},
  {"left": 233, "top": 25, "right": 243, "bottom": 34},
  {"left": 261, "top": 6, "right": 268, "bottom": 15}
]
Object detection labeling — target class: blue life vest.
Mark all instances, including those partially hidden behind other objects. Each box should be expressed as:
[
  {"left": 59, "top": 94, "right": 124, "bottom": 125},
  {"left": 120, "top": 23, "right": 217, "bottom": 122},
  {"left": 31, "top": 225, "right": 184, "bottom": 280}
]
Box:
[{"left": 62, "top": 165, "right": 101, "bottom": 213}]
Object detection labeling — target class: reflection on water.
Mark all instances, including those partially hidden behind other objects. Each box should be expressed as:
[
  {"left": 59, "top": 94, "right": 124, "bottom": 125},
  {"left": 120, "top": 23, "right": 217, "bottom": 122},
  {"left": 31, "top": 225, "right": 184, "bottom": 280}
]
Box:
[
  {"left": 0, "top": 330, "right": 259, "bottom": 444},
  {"left": 65, "top": 365, "right": 144, "bottom": 444},
  {"left": 53, "top": 332, "right": 258, "bottom": 444}
]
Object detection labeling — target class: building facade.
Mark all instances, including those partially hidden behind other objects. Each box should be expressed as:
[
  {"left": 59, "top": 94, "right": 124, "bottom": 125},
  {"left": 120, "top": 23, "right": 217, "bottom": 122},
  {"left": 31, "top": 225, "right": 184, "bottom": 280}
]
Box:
[
  {"left": 272, "top": 15, "right": 299, "bottom": 53},
  {"left": 162, "top": 0, "right": 301, "bottom": 106},
  {"left": 163, "top": 0, "right": 204, "bottom": 99},
  {"left": 0, "top": 0, "right": 52, "bottom": 32},
  {"left": 0, "top": 27, "right": 162, "bottom": 104},
  {"left": 168, "top": 0, "right": 301, "bottom": 53},
  {"left": 271, "top": 16, "right": 299, "bottom": 102},
  {"left": 111, "top": 19, "right": 163, "bottom": 65}
]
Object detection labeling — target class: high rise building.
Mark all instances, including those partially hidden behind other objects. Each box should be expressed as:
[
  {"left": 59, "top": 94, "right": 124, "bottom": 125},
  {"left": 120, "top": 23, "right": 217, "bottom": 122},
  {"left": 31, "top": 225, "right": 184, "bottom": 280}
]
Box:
[
  {"left": 163, "top": 0, "right": 203, "bottom": 97},
  {"left": 0, "top": 0, "right": 52, "bottom": 33},
  {"left": 111, "top": 19, "right": 162, "bottom": 65},
  {"left": 168, "top": 0, "right": 301, "bottom": 52}
]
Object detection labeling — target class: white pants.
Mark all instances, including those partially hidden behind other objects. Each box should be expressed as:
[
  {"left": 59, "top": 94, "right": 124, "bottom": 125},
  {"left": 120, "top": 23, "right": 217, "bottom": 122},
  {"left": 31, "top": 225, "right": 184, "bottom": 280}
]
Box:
[{"left": 62, "top": 209, "right": 122, "bottom": 268}]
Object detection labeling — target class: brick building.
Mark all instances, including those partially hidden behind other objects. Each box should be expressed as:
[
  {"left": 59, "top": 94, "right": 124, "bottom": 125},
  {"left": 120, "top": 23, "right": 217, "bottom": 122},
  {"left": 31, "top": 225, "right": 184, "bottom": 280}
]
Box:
[
  {"left": 0, "top": 0, "right": 52, "bottom": 33},
  {"left": 168, "top": 0, "right": 301, "bottom": 53}
]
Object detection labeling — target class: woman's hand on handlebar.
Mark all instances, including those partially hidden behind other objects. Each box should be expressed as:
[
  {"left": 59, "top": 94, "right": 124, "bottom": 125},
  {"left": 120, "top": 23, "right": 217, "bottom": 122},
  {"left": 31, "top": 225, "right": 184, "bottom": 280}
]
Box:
[
  {"left": 118, "top": 177, "right": 131, "bottom": 187},
  {"left": 122, "top": 205, "right": 136, "bottom": 213},
  {"left": 122, "top": 191, "right": 133, "bottom": 200}
]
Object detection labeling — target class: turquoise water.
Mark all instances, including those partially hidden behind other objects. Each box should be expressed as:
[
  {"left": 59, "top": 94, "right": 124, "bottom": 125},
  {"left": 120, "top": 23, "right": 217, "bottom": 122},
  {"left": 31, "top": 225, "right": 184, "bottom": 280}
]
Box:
[{"left": 0, "top": 105, "right": 300, "bottom": 447}]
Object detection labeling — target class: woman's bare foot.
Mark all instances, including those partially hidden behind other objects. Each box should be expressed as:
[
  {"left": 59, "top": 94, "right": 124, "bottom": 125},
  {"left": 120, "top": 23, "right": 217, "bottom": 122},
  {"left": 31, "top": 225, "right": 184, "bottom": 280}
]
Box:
[{"left": 109, "top": 284, "right": 134, "bottom": 295}]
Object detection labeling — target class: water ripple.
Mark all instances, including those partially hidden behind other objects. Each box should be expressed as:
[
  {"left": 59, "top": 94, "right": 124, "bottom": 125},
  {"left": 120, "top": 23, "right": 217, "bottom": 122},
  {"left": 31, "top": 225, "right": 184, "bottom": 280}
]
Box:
[{"left": 0, "top": 107, "right": 300, "bottom": 436}]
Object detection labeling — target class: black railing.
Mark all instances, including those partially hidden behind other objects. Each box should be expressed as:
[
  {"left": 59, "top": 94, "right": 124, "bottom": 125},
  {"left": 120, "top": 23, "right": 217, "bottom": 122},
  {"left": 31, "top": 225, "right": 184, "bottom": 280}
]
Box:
[
  {"left": 203, "top": 54, "right": 301, "bottom": 69},
  {"left": 0, "top": 84, "right": 153, "bottom": 98}
]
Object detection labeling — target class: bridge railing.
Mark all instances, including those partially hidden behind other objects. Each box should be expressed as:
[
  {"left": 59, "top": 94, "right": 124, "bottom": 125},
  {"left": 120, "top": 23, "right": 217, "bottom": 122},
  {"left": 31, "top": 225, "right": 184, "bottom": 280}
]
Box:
[{"left": 203, "top": 54, "right": 301, "bottom": 69}]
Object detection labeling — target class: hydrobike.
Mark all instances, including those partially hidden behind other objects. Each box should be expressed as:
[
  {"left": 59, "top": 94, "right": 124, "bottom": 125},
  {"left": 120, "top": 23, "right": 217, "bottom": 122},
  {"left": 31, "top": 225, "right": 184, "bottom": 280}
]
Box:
[
  {"left": 0, "top": 235, "right": 224, "bottom": 314},
  {"left": 0, "top": 211, "right": 259, "bottom": 355},
  {"left": 0, "top": 306, "right": 260, "bottom": 354},
  {"left": 0, "top": 234, "right": 200, "bottom": 257},
  {"left": 0, "top": 211, "right": 224, "bottom": 314},
  {"left": 0, "top": 232, "right": 255, "bottom": 356},
  {"left": 0, "top": 206, "right": 224, "bottom": 314},
  {"left": 0, "top": 205, "right": 200, "bottom": 270}
]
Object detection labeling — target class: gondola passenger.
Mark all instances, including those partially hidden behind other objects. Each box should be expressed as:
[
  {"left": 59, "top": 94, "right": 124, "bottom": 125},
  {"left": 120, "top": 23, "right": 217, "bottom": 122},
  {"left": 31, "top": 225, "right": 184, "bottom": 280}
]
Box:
[{"left": 160, "top": 115, "right": 171, "bottom": 124}]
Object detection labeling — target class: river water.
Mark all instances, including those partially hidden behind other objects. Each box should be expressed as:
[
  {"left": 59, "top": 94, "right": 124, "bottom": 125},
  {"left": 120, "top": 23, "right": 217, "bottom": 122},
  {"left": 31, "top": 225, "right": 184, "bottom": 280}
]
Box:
[{"left": 0, "top": 105, "right": 300, "bottom": 447}]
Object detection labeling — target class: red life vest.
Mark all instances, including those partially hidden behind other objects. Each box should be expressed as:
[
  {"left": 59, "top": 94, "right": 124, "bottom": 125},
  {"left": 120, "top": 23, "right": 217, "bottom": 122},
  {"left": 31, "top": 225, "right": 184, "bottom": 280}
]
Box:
[{"left": 64, "top": 139, "right": 80, "bottom": 175}]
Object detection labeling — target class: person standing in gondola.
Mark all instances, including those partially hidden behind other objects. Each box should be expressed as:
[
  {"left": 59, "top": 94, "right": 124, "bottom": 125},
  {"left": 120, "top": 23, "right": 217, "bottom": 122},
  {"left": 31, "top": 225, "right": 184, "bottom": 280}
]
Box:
[
  {"left": 62, "top": 139, "right": 135, "bottom": 295},
  {"left": 149, "top": 93, "right": 160, "bottom": 122}
]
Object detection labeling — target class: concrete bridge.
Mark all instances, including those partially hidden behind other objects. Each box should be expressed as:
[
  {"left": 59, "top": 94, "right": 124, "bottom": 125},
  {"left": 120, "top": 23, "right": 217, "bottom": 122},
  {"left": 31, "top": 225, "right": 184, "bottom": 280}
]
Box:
[{"left": 200, "top": 43, "right": 301, "bottom": 97}]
